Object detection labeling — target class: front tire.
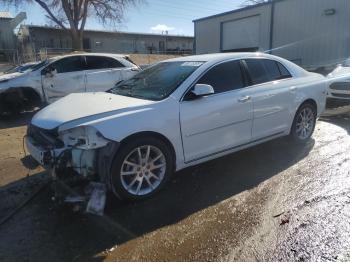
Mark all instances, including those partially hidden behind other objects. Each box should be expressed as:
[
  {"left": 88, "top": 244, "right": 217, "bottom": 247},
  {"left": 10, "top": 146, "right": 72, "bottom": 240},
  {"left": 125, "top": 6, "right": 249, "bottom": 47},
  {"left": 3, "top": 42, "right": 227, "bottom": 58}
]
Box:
[
  {"left": 290, "top": 103, "right": 317, "bottom": 143},
  {"left": 110, "top": 136, "right": 174, "bottom": 201}
]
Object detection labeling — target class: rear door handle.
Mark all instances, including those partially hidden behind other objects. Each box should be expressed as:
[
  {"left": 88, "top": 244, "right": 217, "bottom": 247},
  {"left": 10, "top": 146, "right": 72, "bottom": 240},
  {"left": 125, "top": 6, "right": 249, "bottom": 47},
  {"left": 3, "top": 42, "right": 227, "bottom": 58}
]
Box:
[{"left": 238, "top": 96, "right": 251, "bottom": 103}]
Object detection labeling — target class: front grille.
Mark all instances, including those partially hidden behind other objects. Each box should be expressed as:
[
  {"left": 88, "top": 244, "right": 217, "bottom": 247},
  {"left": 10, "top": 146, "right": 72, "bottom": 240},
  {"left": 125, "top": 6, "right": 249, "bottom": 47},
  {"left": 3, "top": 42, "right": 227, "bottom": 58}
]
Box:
[
  {"left": 331, "top": 93, "right": 350, "bottom": 99},
  {"left": 27, "top": 124, "right": 64, "bottom": 149},
  {"left": 329, "top": 82, "right": 350, "bottom": 91}
]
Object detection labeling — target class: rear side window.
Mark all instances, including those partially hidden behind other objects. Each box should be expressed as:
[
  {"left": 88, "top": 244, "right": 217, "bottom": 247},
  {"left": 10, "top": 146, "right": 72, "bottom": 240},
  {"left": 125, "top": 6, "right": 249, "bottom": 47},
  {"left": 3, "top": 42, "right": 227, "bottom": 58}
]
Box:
[
  {"left": 50, "top": 56, "right": 85, "bottom": 74},
  {"left": 244, "top": 59, "right": 292, "bottom": 85},
  {"left": 277, "top": 62, "right": 292, "bottom": 79},
  {"left": 85, "top": 56, "right": 125, "bottom": 70},
  {"left": 197, "top": 60, "right": 244, "bottom": 94}
]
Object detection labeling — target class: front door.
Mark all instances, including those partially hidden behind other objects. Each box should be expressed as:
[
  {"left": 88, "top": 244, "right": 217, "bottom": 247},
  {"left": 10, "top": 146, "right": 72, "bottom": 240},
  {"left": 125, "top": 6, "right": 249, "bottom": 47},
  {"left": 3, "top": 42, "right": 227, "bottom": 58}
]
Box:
[
  {"left": 41, "top": 56, "right": 86, "bottom": 103},
  {"left": 180, "top": 60, "right": 253, "bottom": 162}
]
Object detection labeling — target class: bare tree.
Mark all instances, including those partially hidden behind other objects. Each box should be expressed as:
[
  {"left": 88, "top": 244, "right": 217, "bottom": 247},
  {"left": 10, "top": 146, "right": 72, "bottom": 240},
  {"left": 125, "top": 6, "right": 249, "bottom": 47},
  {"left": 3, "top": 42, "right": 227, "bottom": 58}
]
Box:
[
  {"left": 2, "top": 0, "right": 142, "bottom": 50},
  {"left": 241, "top": 0, "right": 271, "bottom": 7}
]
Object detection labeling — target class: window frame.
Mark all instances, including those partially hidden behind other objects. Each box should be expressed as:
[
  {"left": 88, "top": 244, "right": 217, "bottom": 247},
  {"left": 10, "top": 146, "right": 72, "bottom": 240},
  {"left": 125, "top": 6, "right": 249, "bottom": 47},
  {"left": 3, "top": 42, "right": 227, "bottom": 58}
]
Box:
[
  {"left": 241, "top": 58, "right": 293, "bottom": 87},
  {"left": 84, "top": 55, "right": 126, "bottom": 70},
  {"left": 181, "top": 59, "right": 250, "bottom": 102},
  {"left": 44, "top": 55, "right": 86, "bottom": 74}
]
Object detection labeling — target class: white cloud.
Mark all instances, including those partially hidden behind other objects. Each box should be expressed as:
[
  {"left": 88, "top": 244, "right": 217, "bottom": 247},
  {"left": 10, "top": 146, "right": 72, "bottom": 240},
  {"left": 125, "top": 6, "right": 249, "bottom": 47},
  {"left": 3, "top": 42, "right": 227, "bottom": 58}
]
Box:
[{"left": 151, "top": 24, "right": 175, "bottom": 33}]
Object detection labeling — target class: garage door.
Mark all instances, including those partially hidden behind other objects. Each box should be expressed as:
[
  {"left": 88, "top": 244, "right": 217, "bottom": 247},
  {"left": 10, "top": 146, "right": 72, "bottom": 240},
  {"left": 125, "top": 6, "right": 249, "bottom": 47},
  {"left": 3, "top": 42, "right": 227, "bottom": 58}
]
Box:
[{"left": 221, "top": 15, "right": 260, "bottom": 52}]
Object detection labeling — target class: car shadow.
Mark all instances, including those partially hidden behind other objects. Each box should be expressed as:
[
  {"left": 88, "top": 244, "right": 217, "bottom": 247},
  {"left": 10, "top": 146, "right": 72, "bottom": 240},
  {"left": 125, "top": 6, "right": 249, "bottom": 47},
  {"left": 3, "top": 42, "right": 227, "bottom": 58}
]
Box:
[
  {"left": 0, "top": 137, "right": 315, "bottom": 261},
  {"left": 0, "top": 110, "right": 36, "bottom": 129},
  {"left": 320, "top": 104, "right": 350, "bottom": 134},
  {"left": 96, "top": 137, "right": 315, "bottom": 251}
]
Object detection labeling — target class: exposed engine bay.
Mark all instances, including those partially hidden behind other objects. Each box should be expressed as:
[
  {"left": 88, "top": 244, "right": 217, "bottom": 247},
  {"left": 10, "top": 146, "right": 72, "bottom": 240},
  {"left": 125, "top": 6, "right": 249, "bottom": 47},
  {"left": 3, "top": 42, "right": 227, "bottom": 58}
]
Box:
[{"left": 25, "top": 124, "right": 119, "bottom": 215}]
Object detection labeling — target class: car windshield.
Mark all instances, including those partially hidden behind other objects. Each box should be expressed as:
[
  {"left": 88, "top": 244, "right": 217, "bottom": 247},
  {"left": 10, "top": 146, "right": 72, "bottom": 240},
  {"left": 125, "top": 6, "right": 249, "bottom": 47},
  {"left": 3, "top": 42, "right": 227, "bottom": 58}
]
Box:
[
  {"left": 29, "top": 60, "right": 50, "bottom": 71},
  {"left": 5, "top": 63, "right": 35, "bottom": 74},
  {"left": 109, "top": 61, "right": 204, "bottom": 101}
]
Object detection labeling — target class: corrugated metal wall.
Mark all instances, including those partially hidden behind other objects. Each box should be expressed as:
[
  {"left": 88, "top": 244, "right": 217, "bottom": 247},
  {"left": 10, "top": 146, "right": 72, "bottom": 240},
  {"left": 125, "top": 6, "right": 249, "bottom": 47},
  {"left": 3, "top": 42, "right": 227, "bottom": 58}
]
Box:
[
  {"left": 194, "top": 0, "right": 350, "bottom": 69},
  {"left": 272, "top": 0, "right": 350, "bottom": 69}
]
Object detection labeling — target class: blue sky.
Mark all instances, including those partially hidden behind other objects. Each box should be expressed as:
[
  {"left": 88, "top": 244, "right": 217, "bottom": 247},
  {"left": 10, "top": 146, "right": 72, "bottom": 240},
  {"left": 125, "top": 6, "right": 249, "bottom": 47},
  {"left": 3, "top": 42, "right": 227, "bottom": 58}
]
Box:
[{"left": 1, "top": 0, "right": 246, "bottom": 36}]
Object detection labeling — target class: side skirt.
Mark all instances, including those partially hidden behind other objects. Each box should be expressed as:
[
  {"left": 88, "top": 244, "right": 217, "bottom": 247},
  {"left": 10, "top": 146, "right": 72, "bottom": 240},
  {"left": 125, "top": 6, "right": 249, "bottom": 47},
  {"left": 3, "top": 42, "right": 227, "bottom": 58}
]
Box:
[{"left": 181, "top": 131, "right": 287, "bottom": 169}]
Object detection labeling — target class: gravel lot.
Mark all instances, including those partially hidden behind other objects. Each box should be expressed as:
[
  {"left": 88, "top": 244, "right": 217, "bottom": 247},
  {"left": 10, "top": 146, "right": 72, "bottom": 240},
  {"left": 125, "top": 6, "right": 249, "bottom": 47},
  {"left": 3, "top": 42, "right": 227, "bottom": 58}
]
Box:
[{"left": 0, "top": 103, "right": 349, "bottom": 262}]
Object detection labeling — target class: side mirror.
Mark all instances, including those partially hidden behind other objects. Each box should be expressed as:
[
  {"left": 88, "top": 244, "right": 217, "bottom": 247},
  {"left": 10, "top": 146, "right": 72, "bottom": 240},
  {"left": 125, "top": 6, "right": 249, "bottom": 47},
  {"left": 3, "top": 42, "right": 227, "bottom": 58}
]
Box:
[{"left": 191, "top": 84, "right": 214, "bottom": 97}]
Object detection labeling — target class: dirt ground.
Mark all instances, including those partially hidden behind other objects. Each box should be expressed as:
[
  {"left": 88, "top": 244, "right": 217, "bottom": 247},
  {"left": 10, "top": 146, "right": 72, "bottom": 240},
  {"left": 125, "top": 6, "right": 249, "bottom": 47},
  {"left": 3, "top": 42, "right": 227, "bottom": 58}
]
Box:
[{"left": 0, "top": 103, "right": 349, "bottom": 262}]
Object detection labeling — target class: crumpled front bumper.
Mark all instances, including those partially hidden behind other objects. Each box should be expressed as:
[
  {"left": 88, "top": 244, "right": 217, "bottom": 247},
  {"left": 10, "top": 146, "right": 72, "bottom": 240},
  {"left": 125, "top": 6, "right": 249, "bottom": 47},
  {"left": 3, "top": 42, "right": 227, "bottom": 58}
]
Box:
[{"left": 25, "top": 134, "right": 110, "bottom": 215}]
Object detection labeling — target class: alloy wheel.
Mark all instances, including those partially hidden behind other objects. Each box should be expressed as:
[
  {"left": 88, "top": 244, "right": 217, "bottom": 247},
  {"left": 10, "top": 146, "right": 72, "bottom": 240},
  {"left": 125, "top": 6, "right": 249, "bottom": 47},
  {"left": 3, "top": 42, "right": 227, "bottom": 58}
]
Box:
[
  {"left": 295, "top": 107, "right": 315, "bottom": 140},
  {"left": 120, "top": 145, "right": 166, "bottom": 196}
]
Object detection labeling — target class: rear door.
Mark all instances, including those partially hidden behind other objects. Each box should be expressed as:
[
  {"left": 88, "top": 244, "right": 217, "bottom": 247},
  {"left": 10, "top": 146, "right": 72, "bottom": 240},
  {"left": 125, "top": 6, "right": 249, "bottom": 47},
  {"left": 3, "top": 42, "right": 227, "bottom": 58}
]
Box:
[
  {"left": 41, "top": 56, "right": 86, "bottom": 103},
  {"left": 85, "top": 56, "right": 127, "bottom": 92},
  {"left": 179, "top": 60, "right": 253, "bottom": 162},
  {"left": 243, "top": 59, "right": 294, "bottom": 140}
]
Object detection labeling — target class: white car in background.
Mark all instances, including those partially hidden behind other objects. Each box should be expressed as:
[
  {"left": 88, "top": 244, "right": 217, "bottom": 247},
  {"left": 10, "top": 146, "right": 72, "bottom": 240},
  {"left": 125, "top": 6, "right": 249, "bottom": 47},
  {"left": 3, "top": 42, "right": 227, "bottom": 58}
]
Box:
[
  {"left": 327, "top": 61, "right": 350, "bottom": 100},
  {"left": 25, "top": 53, "right": 327, "bottom": 201},
  {"left": 0, "top": 53, "right": 140, "bottom": 113}
]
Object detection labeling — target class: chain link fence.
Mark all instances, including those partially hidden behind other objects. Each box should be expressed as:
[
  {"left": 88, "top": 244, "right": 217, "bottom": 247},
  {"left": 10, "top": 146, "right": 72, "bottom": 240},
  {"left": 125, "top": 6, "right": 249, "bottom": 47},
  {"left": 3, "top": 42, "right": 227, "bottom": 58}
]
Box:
[{"left": 0, "top": 47, "right": 193, "bottom": 66}]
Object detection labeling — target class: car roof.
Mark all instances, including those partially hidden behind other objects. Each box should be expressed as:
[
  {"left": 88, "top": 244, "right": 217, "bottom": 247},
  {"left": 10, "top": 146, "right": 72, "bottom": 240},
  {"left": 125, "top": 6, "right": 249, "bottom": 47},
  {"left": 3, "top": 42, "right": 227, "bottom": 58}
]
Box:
[
  {"left": 51, "top": 52, "right": 127, "bottom": 60},
  {"left": 166, "top": 52, "right": 283, "bottom": 63},
  {"left": 165, "top": 52, "right": 310, "bottom": 77}
]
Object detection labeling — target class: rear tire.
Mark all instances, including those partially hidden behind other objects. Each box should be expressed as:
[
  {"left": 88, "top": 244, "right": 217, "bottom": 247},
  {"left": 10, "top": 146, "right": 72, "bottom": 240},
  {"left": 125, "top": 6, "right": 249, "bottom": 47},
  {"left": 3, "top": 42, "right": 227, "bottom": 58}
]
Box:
[
  {"left": 110, "top": 136, "right": 174, "bottom": 201},
  {"left": 289, "top": 102, "right": 317, "bottom": 143}
]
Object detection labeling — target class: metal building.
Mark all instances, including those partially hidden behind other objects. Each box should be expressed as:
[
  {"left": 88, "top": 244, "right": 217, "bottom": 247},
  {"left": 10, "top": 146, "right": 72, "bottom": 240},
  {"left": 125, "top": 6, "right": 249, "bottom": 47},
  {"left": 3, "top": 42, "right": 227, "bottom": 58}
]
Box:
[
  {"left": 0, "top": 11, "right": 26, "bottom": 59},
  {"left": 194, "top": 0, "right": 350, "bottom": 71},
  {"left": 18, "top": 25, "right": 194, "bottom": 57}
]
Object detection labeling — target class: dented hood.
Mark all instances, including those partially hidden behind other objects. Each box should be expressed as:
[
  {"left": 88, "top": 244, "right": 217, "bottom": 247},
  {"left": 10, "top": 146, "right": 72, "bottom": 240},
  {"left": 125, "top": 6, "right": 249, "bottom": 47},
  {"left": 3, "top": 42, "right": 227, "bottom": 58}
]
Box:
[
  {"left": 0, "top": 72, "right": 25, "bottom": 82},
  {"left": 31, "top": 92, "right": 153, "bottom": 130}
]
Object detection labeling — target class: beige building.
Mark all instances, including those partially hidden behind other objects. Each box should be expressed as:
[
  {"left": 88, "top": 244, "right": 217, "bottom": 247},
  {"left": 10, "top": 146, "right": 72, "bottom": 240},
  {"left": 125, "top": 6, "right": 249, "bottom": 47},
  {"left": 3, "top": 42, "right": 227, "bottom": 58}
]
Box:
[{"left": 18, "top": 25, "right": 194, "bottom": 57}]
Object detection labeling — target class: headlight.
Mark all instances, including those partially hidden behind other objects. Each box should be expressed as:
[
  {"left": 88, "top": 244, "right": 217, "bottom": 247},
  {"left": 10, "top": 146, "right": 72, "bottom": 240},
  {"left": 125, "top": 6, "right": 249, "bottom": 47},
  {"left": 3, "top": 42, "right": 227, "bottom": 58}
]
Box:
[{"left": 59, "top": 126, "right": 109, "bottom": 150}]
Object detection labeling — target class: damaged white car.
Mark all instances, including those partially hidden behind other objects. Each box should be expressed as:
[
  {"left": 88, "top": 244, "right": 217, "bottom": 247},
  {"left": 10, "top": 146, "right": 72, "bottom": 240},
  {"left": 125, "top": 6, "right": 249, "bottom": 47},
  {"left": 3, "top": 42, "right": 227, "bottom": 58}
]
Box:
[
  {"left": 25, "top": 53, "right": 327, "bottom": 201},
  {"left": 0, "top": 53, "right": 139, "bottom": 114}
]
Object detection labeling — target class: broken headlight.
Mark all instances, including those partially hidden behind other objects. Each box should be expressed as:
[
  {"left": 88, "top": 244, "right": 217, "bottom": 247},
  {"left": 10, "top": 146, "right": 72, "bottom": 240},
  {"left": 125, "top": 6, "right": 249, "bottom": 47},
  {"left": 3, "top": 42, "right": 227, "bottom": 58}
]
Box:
[{"left": 59, "top": 126, "right": 109, "bottom": 150}]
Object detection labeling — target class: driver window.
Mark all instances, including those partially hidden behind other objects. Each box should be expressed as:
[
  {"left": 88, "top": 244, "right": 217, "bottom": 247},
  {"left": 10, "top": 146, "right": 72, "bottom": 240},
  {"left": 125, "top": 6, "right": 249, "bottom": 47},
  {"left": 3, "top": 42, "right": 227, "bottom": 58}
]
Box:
[
  {"left": 49, "top": 56, "right": 86, "bottom": 74},
  {"left": 197, "top": 60, "right": 244, "bottom": 94}
]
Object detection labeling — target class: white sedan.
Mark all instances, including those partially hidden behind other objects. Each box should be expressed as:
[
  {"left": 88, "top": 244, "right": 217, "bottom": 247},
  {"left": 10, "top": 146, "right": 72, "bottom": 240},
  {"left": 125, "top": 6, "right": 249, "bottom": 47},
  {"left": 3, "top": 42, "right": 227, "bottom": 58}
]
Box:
[
  {"left": 25, "top": 53, "right": 327, "bottom": 201},
  {"left": 0, "top": 53, "right": 139, "bottom": 113}
]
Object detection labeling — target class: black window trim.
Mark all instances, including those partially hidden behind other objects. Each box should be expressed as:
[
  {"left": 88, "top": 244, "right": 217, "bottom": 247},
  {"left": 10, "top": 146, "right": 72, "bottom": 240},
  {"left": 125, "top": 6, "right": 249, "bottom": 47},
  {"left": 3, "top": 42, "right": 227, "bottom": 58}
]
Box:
[
  {"left": 84, "top": 55, "right": 125, "bottom": 71},
  {"left": 43, "top": 55, "right": 86, "bottom": 75},
  {"left": 181, "top": 58, "right": 249, "bottom": 102},
  {"left": 241, "top": 58, "right": 293, "bottom": 88}
]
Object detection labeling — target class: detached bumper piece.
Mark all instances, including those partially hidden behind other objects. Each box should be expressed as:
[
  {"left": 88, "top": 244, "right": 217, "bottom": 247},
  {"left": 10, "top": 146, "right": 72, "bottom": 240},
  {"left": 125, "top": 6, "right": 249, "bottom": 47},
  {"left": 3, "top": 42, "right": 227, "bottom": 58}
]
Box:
[{"left": 51, "top": 169, "right": 107, "bottom": 215}]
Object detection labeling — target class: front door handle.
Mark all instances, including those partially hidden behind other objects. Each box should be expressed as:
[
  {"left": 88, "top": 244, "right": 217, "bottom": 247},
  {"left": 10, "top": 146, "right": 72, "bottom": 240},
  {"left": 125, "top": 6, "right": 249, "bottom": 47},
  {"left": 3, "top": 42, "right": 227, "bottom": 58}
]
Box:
[{"left": 238, "top": 96, "right": 251, "bottom": 103}]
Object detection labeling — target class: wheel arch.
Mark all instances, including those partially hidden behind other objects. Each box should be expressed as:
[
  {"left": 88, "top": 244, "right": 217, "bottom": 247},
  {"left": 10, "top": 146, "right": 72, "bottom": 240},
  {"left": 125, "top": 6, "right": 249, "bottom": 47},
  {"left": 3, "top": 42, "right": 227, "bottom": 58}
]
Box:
[
  {"left": 299, "top": 98, "right": 318, "bottom": 115},
  {"left": 289, "top": 98, "right": 318, "bottom": 135},
  {"left": 0, "top": 86, "right": 43, "bottom": 102},
  {"left": 119, "top": 131, "right": 177, "bottom": 169}
]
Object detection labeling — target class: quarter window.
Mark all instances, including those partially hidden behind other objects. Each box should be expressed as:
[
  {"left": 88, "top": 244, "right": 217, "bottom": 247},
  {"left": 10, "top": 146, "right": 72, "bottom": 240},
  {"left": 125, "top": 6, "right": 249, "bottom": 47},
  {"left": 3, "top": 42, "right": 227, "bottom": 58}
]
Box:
[
  {"left": 49, "top": 56, "right": 85, "bottom": 74},
  {"left": 277, "top": 62, "right": 292, "bottom": 79},
  {"left": 85, "top": 56, "right": 125, "bottom": 70},
  {"left": 197, "top": 60, "right": 244, "bottom": 94},
  {"left": 244, "top": 59, "right": 292, "bottom": 85}
]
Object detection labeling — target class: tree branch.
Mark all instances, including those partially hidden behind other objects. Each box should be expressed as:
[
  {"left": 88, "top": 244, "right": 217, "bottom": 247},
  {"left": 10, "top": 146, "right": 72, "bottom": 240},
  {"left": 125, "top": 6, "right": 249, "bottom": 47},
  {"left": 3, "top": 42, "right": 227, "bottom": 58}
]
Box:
[{"left": 33, "top": 0, "right": 67, "bottom": 29}]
